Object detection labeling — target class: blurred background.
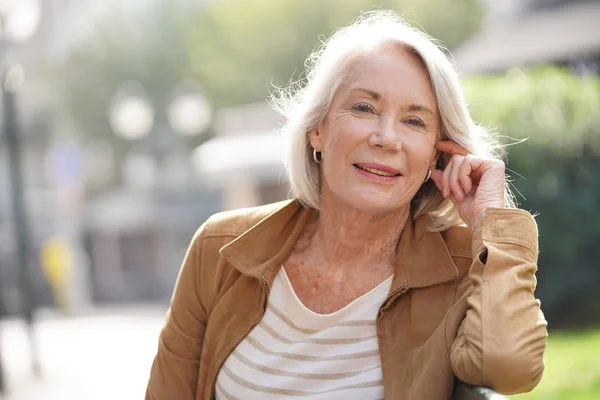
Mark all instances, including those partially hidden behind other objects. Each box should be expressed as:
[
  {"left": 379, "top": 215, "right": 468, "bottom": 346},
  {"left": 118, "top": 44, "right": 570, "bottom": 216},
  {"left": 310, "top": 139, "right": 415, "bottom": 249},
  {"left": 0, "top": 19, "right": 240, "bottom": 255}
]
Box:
[{"left": 0, "top": 0, "right": 598, "bottom": 399}]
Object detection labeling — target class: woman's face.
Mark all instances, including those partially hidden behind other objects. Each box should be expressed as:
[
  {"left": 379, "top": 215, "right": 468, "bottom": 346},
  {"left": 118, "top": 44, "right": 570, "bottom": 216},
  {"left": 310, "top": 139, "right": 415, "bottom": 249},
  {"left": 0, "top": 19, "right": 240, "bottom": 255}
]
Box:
[{"left": 310, "top": 46, "right": 440, "bottom": 216}]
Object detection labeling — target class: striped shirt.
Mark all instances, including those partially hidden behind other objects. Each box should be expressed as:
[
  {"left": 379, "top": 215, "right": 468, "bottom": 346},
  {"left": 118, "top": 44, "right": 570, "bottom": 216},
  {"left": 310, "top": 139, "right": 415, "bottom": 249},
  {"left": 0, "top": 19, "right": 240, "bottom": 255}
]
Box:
[{"left": 215, "top": 267, "right": 393, "bottom": 400}]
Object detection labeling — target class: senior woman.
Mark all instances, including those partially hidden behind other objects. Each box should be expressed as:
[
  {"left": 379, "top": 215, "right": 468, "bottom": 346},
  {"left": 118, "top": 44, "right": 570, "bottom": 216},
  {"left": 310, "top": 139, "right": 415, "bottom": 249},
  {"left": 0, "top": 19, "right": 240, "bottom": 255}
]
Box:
[{"left": 146, "top": 11, "right": 547, "bottom": 400}]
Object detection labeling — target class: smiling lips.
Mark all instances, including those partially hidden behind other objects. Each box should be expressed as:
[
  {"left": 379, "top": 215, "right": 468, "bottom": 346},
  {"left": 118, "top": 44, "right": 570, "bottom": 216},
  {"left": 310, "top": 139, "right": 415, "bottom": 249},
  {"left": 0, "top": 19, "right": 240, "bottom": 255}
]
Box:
[{"left": 354, "top": 163, "right": 401, "bottom": 179}]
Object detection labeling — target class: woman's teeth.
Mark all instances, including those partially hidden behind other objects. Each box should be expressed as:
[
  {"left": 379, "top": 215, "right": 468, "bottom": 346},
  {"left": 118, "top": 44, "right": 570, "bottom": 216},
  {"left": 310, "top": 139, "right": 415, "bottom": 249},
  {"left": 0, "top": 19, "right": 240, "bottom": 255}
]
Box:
[{"left": 355, "top": 164, "right": 398, "bottom": 177}]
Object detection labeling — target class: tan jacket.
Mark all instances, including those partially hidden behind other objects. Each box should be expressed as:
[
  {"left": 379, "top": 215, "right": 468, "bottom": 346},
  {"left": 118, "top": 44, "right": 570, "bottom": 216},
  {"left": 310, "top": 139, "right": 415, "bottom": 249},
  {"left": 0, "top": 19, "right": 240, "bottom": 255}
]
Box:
[{"left": 146, "top": 200, "right": 547, "bottom": 400}]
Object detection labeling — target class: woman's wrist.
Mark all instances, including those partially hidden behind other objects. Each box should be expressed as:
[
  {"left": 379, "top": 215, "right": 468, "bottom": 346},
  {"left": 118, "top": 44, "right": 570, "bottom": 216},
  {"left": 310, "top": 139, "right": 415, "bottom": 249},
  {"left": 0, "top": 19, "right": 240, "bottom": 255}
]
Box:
[{"left": 471, "top": 208, "right": 538, "bottom": 260}]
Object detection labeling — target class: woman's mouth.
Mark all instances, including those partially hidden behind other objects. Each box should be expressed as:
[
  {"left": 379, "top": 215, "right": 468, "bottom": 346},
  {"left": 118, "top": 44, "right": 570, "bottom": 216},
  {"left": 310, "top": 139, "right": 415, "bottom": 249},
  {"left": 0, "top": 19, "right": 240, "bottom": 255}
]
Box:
[{"left": 354, "top": 163, "right": 401, "bottom": 177}]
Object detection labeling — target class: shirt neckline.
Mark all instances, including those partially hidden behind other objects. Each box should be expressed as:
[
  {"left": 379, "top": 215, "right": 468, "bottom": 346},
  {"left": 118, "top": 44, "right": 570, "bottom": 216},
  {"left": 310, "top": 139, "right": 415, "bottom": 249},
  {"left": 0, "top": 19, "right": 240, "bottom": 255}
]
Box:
[{"left": 279, "top": 266, "right": 394, "bottom": 318}]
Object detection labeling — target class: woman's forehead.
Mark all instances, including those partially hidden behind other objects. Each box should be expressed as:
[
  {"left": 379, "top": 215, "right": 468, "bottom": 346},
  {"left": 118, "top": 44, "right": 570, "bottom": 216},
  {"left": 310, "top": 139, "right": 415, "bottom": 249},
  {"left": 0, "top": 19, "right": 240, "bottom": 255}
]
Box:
[{"left": 340, "top": 48, "right": 436, "bottom": 106}]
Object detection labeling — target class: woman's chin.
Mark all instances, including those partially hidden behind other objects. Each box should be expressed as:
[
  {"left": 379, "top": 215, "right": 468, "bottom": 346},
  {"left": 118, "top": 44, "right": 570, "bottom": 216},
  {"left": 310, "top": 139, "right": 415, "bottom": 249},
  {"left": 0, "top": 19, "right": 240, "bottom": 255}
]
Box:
[{"left": 341, "top": 193, "right": 406, "bottom": 216}]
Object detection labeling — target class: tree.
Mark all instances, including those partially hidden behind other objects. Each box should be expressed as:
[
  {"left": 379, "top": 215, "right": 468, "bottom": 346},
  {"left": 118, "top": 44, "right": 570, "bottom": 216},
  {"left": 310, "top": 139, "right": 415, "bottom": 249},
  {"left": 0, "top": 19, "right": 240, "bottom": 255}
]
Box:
[{"left": 463, "top": 67, "right": 600, "bottom": 328}]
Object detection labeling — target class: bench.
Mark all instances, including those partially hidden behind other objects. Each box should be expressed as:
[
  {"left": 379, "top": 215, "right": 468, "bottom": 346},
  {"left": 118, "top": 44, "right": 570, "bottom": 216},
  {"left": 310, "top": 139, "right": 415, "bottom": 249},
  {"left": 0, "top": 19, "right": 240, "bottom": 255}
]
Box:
[{"left": 454, "top": 380, "right": 508, "bottom": 400}]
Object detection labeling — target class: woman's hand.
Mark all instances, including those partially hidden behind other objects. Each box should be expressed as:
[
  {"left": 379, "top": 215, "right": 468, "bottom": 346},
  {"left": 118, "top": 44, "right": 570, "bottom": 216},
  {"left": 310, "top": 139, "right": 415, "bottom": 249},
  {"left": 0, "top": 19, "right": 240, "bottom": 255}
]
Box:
[{"left": 430, "top": 140, "right": 505, "bottom": 231}]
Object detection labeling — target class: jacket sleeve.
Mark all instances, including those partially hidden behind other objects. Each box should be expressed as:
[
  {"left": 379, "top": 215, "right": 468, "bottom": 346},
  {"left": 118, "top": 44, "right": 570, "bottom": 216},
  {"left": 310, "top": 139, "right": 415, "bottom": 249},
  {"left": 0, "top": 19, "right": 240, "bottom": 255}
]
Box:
[
  {"left": 146, "top": 224, "right": 209, "bottom": 400},
  {"left": 450, "top": 208, "right": 548, "bottom": 395}
]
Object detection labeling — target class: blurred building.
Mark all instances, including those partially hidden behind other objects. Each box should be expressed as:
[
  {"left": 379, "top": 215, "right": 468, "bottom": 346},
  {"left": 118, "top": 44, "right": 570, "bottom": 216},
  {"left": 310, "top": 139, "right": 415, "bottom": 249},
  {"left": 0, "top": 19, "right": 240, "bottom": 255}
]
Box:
[
  {"left": 193, "top": 102, "right": 289, "bottom": 211},
  {"left": 454, "top": 0, "right": 600, "bottom": 74},
  {"left": 80, "top": 187, "right": 220, "bottom": 303}
]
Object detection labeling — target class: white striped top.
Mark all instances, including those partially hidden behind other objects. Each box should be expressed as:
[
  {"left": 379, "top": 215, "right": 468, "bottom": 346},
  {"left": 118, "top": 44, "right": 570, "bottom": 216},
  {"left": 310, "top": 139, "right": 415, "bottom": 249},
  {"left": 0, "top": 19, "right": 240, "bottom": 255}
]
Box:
[{"left": 215, "top": 267, "right": 393, "bottom": 400}]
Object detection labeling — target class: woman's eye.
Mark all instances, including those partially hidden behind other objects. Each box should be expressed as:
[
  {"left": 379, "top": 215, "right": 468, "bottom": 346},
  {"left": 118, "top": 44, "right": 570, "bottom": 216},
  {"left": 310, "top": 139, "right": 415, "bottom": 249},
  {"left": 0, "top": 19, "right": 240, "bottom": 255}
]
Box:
[
  {"left": 406, "top": 118, "right": 425, "bottom": 128},
  {"left": 353, "top": 103, "right": 374, "bottom": 113}
]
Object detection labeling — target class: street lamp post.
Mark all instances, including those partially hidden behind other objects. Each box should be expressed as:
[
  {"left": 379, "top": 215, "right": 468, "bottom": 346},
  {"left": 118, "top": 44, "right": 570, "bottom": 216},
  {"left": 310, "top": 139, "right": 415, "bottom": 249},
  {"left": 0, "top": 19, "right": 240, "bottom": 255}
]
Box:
[
  {"left": 109, "top": 79, "right": 212, "bottom": 189},
  {"left": 108, "top": 81, "right": 155, "bottom": 142},
  {"left": 105, "top": 80, "right": 211, "bottom": 303},
  {"left": 167, "top": 79, "right": 212, "bottom": 138},
  {"left": 0, "top": 0, "right": 43, "bottom": 391}
]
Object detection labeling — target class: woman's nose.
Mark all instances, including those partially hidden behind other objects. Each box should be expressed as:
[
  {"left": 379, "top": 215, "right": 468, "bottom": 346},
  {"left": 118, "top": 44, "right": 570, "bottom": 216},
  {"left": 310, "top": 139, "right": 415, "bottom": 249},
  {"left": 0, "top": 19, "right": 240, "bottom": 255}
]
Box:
[{"left": 368, "top": 117, "right": 401, "bottom": 152}]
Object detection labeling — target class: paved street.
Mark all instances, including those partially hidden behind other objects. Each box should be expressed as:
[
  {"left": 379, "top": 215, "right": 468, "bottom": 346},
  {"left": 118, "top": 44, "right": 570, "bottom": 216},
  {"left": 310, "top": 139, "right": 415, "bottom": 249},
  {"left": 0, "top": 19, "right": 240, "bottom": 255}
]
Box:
[{"left": 0, "top": 305, "right": 168, "bottom": 400}]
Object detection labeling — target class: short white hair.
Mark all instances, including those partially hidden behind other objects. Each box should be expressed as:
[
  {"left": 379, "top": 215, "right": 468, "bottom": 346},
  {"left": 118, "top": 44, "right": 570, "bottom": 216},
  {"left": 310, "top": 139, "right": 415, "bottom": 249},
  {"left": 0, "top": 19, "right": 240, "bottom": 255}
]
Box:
[{"left": 271, "top": 10, "right": 515, "bottom": 231}]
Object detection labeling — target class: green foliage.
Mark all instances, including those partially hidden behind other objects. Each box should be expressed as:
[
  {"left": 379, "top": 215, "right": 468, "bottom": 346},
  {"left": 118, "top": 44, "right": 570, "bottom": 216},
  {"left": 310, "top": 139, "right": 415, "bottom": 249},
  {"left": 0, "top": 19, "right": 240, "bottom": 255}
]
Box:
[
  {"left": 464, "top": 67, "right": 600, "bottom": 328},
  {"left": 186, "top": 0, "right": 483, "bottom": 106},
  {"left": 510, "top": 330, "right": 600, "bottom": 399}
]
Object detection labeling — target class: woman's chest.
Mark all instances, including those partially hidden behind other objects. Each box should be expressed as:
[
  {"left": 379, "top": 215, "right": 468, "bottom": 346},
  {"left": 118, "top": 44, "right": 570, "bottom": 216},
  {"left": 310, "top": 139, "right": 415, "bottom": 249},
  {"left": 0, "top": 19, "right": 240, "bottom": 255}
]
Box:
[{"left": 283, "top": 258, "right": 395, "bottom": 314}]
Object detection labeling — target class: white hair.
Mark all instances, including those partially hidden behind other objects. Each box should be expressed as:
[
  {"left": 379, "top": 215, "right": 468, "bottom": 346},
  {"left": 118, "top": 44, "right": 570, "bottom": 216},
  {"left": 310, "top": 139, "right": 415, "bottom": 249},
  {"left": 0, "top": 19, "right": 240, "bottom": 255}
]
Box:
[{"left": 270, "top": 10, "right": 515, "bottom": 231}]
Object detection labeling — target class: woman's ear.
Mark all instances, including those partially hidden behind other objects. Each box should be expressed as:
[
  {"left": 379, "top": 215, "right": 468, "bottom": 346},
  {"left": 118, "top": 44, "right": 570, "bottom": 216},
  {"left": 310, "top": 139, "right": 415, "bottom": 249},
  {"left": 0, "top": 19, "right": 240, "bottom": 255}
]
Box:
[
  {"left": 309, "top": 126, "right": 323, "bottom": 150},
  {"left": 430, "top": 146, "right": 440, "bottom": 170}
]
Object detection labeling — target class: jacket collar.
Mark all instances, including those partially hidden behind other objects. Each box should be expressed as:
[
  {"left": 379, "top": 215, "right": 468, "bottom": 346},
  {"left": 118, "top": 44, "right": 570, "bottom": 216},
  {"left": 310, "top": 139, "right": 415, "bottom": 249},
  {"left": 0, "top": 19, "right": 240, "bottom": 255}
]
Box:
[{"left": 219, "top": 200, "right": 458, "bottom": 292}]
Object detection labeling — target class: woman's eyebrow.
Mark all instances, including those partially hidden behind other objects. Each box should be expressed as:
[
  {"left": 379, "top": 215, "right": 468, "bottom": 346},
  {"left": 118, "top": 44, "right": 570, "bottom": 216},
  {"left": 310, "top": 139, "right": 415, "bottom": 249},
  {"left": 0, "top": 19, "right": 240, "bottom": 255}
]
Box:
[
  {"left": 348, "top": 87, "right": 381, "bottom": 101},
  {"left": 407, "top": 103, "right": 435, "bottom": 116},
  {"left": 347, "top": 88, "right": 435, "bottom": 116}
]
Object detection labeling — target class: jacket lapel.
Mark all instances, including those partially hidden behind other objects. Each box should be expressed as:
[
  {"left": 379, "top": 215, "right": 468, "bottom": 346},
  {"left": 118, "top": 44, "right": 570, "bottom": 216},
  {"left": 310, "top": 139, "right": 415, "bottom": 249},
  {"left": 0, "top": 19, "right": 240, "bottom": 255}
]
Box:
[
  {"left": 219, "top": 200, "right": 309, "bottom": 286},
  {"left": 391, "top": 216, "right": 459, "bottom": 293},
  {"left": 220, "top": 200, "right": 459, "bottom": 292}
]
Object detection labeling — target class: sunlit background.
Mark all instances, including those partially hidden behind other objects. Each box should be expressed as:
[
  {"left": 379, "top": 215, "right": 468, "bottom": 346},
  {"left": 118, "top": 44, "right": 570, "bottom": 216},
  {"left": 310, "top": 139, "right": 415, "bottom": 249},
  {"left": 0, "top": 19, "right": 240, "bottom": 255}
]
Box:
[{"left": 0, "top": 0, "right": 598, "bottom": 399}]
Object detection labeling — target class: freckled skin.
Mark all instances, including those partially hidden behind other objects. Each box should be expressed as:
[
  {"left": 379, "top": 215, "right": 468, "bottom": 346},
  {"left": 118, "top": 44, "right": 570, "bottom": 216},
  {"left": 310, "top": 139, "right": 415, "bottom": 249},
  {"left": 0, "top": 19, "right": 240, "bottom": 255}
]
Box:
[{"left": 284, "top": 46, "right": 441, "bottom": 314}]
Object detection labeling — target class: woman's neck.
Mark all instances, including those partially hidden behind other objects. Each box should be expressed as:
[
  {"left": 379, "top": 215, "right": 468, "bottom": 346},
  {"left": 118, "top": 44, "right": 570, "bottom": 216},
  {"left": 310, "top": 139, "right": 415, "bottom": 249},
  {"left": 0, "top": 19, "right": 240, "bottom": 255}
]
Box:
[{"left": 299, "top": 196, "right": 409, "bottom": 270}]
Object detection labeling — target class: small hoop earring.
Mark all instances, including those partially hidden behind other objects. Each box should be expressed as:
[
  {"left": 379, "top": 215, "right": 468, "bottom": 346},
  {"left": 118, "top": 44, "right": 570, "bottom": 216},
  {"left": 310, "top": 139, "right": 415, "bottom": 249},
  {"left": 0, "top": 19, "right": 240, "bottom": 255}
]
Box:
[
  {"left": 313, "top": 149, "right": 322, "bottom": 164},
  {"left": 424, "top": 169, "right": 432, "bottom": 182}
]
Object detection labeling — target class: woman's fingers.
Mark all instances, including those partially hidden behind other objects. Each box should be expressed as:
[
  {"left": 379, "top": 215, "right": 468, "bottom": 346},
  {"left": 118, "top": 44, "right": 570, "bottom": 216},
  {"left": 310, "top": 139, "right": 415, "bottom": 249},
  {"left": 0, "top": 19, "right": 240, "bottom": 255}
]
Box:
[
  {"left": 436, "top": 140, "right": 469, "bottom": 157},
  {"left": 430, "top": 158, "right": 460, "bottom": 199},
  {"left": 441, "top": 157, "right": 452, "bottom": 198},
  {"left": 430, "top": 154, "right": 476, "bottom": 202},
  {"left": 449, "top": 155, "right": 465, "bottom": 201},
  {"left": 434, "top": 140, "right": 473, "bottom": 200},
  {"left": 464, "top": 155, "right": 489, "bottom": 182},
  {"left": 458, "top": 156, "right": 473, "bottom": 195}
]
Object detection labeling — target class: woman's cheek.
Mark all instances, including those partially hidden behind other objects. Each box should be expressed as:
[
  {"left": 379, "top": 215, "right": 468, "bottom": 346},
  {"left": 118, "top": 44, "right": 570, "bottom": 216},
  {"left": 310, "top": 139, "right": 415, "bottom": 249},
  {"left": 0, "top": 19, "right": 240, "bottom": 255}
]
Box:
[{"left": 404, "top": 147, "right": 433, "bottom": 183}]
